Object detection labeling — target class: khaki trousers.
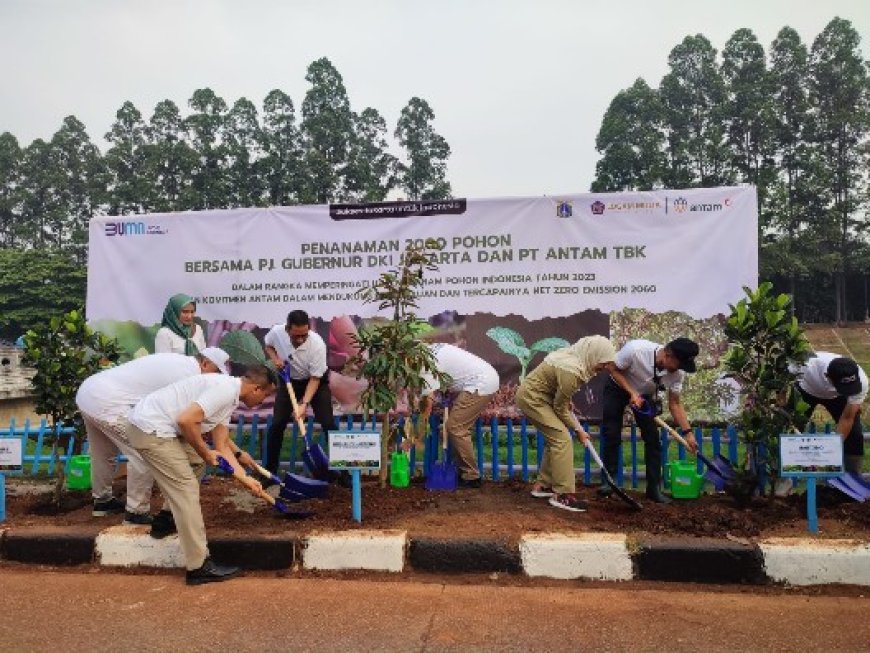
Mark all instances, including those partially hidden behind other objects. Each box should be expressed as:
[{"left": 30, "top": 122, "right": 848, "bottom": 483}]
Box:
[
  {"left": 515, "top": 385, "right": 575, "bottom": 494},
  {"left": 445, "top": 391, "right": 492, "bottom": 481},
  {"left": 82, "top": 412, "right": 155, "bottom": 515},
  {"left": 127, "top": 423, "right": 209, "bottom": 570}
]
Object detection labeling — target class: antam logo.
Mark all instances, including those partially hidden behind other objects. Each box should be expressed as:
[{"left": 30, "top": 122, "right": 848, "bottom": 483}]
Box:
[{"left": 673, "top": 198, "right": 688, "bottom": 213}]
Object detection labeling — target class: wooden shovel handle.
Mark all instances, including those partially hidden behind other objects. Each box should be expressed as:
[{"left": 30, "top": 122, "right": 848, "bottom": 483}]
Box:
[
  {"left": 653, "top": 415, "right": 691, "bottom": 448},
  {"left": 441, "top": 406, "right": 449, "bottom": 451},
  {"left": 284, "top": 377, "right": 310, "bottom": 438}
]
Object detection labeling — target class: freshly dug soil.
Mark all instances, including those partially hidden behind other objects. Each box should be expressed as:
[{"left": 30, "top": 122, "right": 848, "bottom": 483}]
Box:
[{"left": 5, "top": 474, "right": 870, "bottom": 543}]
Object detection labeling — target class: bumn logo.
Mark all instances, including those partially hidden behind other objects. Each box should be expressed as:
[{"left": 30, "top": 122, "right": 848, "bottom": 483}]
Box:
[{"left": 104, "top": 221, "right": 145, "bottom": 236}]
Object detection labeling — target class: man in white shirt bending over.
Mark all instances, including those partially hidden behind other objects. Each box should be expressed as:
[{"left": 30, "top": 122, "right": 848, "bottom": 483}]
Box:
[
  {"left": 414, "top": 343, "right": 500, "bottom": 488},
  {"left": 263, "top": 309, "right": 334, "bottom": 476},
  {"left": 75, "top": 348, "right": 233, "bottom": 525},
  {"left": 790, "top": 352, "right": 868, "bottom": 474},
  {"left": 127, "top": 364, "right": 276, "bottom": 585}
]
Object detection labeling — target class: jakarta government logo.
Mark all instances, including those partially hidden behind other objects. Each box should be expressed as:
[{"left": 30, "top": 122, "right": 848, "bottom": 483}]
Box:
[
  {"left": 555, "top": 201, "right": 573, "bottom": 218},
  {"left": 104, "top": 221, "right": 168, "bottom": 236},
  {"left": 590, "top": 200, "right": 605, "bottom": 215}
]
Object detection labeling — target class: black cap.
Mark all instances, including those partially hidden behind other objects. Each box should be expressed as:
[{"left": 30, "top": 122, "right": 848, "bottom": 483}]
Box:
[
  {"left": 666, "top": 337, "right": 699, "bottom": 373},
  {"left": 827, "top": 357, "right": 862, "bottom": 396}
]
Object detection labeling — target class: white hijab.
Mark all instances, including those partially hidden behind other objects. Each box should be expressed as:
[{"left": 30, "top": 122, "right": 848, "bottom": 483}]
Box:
[{"left": 543, "top": 335, "right": 616, "bottom": 383}]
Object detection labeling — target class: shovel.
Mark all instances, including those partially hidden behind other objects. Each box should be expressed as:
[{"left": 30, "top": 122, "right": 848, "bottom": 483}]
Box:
[
  {"left": 246, "top": 459, "right": 325, "bottom": 502},
  {"left": 282, "top": 374, "right": 330, "bottom": 479},
  {"left": 425, "top": 406, "right": 457, "bottom": 491},
  {"left": 583, "top": 439, "right": 643, "bottom": 511},
  {"left": 215, "top": 456, "right": 313, "bottom": 518},
  {"left": 653, "top": 415, "right": 736, "bottom": 489}
]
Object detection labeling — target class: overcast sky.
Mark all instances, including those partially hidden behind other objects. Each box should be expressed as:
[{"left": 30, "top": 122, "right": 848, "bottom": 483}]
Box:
[{"left": 1, "top": 0, "right": 868, "bottom": 199}]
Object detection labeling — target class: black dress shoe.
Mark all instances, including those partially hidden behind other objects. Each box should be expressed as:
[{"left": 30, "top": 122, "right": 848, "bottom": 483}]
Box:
[
  {"left": 150, "top": 510, "right": 177, "bottom": 539},
  {"left": 596, "top": 484, "right": 613, "bottom": 498},
  {"left": 185, "top": 557, "right": 242, "bottom": 586},
  {"left": 458, "top": 477, "right": 482, "bottom": 489}
]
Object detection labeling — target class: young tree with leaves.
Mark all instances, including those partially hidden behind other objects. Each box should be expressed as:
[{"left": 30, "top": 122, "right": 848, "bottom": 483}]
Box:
[
  {"left": 349, "top": 240, "right": 446, "bottom": 486},
  {"left": 23, "top": 309, "right": 121, "bottom": 505}
]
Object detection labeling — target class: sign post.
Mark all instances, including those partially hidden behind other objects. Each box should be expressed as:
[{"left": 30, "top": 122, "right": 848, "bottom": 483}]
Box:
[
  {"left": 780, "top": 434, "right": 843, "bottom": 534},
  {"left": 0, "top": 436, "right": 24, "bottom": 523},
  {"left": 328, "top": 428, "right": 381, "bottom": 523}
]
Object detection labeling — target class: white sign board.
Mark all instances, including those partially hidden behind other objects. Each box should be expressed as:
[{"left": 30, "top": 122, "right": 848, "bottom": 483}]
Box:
[
  {"left": 0, "top": 438, "right": 23, "bottom": 473},
  {"left": 87, "top": 187, "right": 758, "bottom": 325},
  {"left": 328, "top": 430, "right": 381, "bottom": 470},
  {"left": 780, "top": 435, "right": 843, "bottom": 477}
]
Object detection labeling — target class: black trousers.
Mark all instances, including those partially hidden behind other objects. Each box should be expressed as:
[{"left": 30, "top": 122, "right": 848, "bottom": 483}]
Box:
[
  {"left": 792, "top": 384, "right": 864, "bottom": 456},
  {"left": 265, "top": 374, "right": 334, "bottom": 474},
  {"left": 600, "top": 378, "right": 664, "bottom": 483}
]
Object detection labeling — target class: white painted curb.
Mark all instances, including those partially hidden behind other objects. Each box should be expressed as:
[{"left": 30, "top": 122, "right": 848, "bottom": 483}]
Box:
[
  {"left": 760, "top": 537, "right": 870, "bottom": 586},
  {"left": 303, "top": 530, "right": 406, "bottom": 572},
  {"left": 520, "top": 533, "right": 633, "bottom": 580},
  {"left": 95, "top": 525, "right": 184, "bottom": 568}
]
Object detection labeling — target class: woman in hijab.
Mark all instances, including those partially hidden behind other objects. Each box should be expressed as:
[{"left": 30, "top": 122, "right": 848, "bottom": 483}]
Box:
[
  {"left": 516, "top": 335, "right": 632, "bottom": 513},
  {"left": 154, "top": 294, "right": 207, "bottom": 355}
]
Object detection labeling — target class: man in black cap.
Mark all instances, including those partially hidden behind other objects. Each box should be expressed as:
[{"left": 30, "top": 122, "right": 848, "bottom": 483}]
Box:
[
  {"left": 790, "top": 352, "right": 867, "bottom": 473},
  {"left": 599, "top": 337, "right": 699, "bottom": 503}
]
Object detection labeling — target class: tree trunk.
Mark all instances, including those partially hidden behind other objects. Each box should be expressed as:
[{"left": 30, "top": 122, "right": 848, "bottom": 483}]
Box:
[{"left": 379, "top": 414, "right": 391, "bottom": 488}]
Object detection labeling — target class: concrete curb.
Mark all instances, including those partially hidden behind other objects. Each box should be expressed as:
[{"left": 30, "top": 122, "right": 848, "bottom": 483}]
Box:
[{"left": 4, "top": 525, "right": 870, "bottom": 586}]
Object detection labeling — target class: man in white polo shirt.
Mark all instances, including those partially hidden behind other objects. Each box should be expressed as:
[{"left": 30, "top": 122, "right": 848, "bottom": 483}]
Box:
[
  {"left": 790, "top": 352, "right": 868, "bottom": 474},
  {"left": 75, "top": 348, "right": 232, "bottom": 525},
  {"left": 413, "top": 343, "right": 500, "bottom": 488},
  {"left": 600, "top": 337, "right": 699, "bottom": 503},
  {"left": 263, "top": 309, "right": 334, "bottom": 476},
  {"left": 127, "top": 364, "right": 276, "bottom": 585}
]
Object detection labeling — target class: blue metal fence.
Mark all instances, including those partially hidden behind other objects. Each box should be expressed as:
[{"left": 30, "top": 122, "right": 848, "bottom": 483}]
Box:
[{"left": 2, "top": 415, "right": 862, "bottom": 486}]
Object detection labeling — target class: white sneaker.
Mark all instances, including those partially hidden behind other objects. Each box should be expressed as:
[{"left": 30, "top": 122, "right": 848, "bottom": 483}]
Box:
[{"left": 530, "top": 484, "right": 555, "bottom": 498}]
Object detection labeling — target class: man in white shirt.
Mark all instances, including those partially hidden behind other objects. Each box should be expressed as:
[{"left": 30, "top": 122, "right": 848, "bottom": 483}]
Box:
[
  {"left": 126, "top": 364, "right": 276, "bottom": 585},
  {"left": 75, "top": 348, "right": 232, "bottom": 524},
  {"left": 600, "top": 338, "right": 699, "bottom": 503},
  {"left": 263, "top": 310, "right": 334, "bottom": 476},
  {"left": 790, "top": 352, "right": 867, "bottom": 473},
  {"left": 413, "top": 343, "right": 500, "bottom": 487}
]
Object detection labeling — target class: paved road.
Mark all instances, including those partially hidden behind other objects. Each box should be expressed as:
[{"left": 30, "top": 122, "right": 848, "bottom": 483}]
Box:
[{"left": 0, "top": 568, "right": 867, "bottom": 652}]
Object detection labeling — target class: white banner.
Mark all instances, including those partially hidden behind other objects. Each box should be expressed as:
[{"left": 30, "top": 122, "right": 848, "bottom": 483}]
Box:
[{"left": 87, "top": 186, "right": 757, "bottom": 325}]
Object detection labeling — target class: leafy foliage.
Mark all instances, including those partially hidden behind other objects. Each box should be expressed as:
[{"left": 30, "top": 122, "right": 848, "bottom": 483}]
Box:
[
  {"left": 349, "top": 239, "right": 448, "bottom": 484},
  {"left": 721, "top": 283, "right": 812, "bottom": 496},
  {"left": 22, "top": 309, "right": 121, "bottom": 503},
  {"left": 485, "top": 327, "right": 568, "bottom": 381}
]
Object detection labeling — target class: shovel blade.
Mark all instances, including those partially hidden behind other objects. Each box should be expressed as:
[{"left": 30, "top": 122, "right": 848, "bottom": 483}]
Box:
[
  {"left": 839, "top": 473, "right": 870, "bottom": 500},
  {"left": 283, "top": 472, "right": 329, "bottom": 499},
  {"left": 828, "top": 476, "right": 866, "bottom": 502},
  {"left": 712, "top": 454, "right": 737, "bottom": 479},
  {"left": 425, "top": 462, "right": 457, "bottom": 491}
]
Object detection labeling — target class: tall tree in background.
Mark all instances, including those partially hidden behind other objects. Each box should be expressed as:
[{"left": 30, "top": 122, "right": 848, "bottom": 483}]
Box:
[
  {"left": 51, "top": 116, "right": 105, "bottom": 261},
  {"left": 765, "top": 27, "right": 818, "bottom": 309},
  {"left": 721, "top": 28, "right": 775, "bottom": 194},
  {"left": 186, "top": 88, "right": 229, "bottom": 210},
  {"left": 260, "top": 89, "right": 302, "bottom": 206},
  {"left": 659, "top": 35, "right": 731, "bottom": 188},
  {"left": 395, "top": 97, "right": 451, "bottom": 200},
  {"left": 807, "top": 17, "right": 870, "bottom": 324},
  {"left": 0, "top": 249, "right": 87, "bottom": 341},
  {"left": 592, "top": 78, "right": 666, "bottom": 191},
  {"left": 104, "top": 101, "right": 151, "bottom": 215},
  {"left": 17, "top": 138, "right": 63, "bottom": 250},
  {"left": 0, "top": 132, "right": 21, "bottom": 248},
  {"left": 145, "top": 99, "right": 197, "bottom": 212},
  {"left": 345, "top": 107, "right": 398, "bottom": 201},
  {"left": 300, "top": 57, "right": 354, "bottom": 203},
  {"left": 224, "top": 97, "right": 264, "bottom": 207}
]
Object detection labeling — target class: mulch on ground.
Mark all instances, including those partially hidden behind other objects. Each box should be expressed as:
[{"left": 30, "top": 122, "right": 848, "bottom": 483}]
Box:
[{"left": 4, "top": 474, "right": 870, "bottom": 543}]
